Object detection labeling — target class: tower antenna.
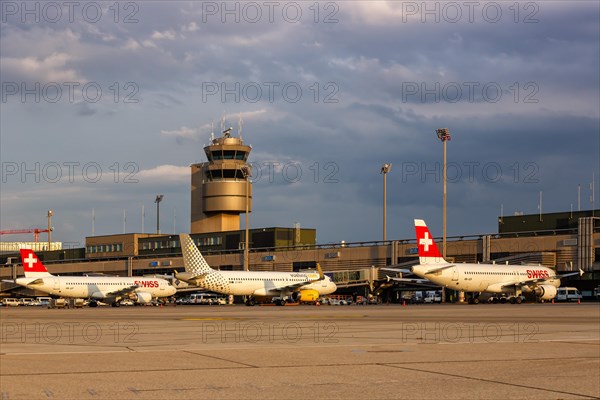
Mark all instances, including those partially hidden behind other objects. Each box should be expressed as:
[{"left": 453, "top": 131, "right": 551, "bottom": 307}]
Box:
[{"left": 238, "top": 113, "right": 243, "bottom": 140}]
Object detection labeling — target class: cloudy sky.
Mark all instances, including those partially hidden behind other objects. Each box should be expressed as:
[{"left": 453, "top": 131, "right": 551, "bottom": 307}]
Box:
[{"left": 1, "top": 1, "right": 599, "bottom": 247}]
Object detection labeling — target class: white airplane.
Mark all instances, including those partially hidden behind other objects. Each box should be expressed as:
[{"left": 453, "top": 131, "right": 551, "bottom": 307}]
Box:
[
  {"left": 6, "top": 249, "right": 177, "bottom": 307},
  {"left": 175, "top": 233, "right": 337, "bottom": 305},
  {"left": 408, "top": 219, "right": 583, "bottom": 303}
]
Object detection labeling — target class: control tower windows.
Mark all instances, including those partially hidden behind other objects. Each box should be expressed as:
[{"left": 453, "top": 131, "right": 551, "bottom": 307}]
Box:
[
  {"left": 209, "top": 150, "right": 248, "bottom": 161},
  {"left": 206, "top": 169, "right": 248, "bottom": 180}
]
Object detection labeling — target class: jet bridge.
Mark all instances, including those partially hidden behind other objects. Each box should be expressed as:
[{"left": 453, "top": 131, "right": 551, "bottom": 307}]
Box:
[{"left": 329, "top": 267, "right": 378, "bottom": 289}]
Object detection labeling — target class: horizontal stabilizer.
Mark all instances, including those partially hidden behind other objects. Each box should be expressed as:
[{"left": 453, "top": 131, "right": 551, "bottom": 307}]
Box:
[
  {"left": 174, "top": 270, "right": 207, "bottom": 284},
  {"left": 424, "top": 265, "right": 455, "bottom": 275},
  {"left": 12, "top": 277, "right": 44, "bottom": 286},
  {"left": 385, "top": 275, "right": 431, "bottom": 285}
]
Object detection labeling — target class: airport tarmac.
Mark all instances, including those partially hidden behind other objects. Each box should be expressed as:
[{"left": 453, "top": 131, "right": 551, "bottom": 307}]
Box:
[{"left": 1, "top": 303, "right": 599, "bottom": 400}]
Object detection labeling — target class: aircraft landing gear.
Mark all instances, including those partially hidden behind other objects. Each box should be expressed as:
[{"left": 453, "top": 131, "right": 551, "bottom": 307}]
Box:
[
  {"left": 276, "top": 298, "right": 286, "bottom": 306},
  {"left": 468, "top": 293, "right": 480, "bottom": 304},
  {"left": 510, "top": 296, "right": 523, "bottom": 304},
  {"left": 245, "top": 297, "right": 256, "bottom": 306}
]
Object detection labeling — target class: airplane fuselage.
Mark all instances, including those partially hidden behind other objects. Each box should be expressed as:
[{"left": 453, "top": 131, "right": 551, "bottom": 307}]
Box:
[
  {"left": 186, "top": 270, "right": 337, "bottom": 297},
  {"left": 15, "top": 276, "right": 176, "bottom": 299},
  {"left": 412, "top": 264, "right": 560, "bottom": 293}
]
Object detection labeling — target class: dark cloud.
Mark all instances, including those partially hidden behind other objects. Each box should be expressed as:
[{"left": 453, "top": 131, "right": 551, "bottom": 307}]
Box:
[{"left": 1, "top": 1, "right": 598, "bottom": 244}]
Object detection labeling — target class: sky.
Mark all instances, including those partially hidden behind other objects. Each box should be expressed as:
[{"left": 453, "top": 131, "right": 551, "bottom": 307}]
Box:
[{"left": 1, "top": 1, "right": 599, "bottom": 247}]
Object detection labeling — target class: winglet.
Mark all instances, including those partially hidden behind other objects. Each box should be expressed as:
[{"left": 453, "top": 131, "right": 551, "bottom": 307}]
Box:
[
  {"left": 579, "top": 268, "right": 584, "bottom": 277},
  {"left": 316, "top": 263, "right": 324, "bottom": 281}
]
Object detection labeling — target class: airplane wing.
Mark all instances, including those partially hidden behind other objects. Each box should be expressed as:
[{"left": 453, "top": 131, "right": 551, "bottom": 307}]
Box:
[
  {"left": 105, "top": 285, "right": 139, "bottom": 297},
  {"left": 380, "top": 267, "right": 414, "bottom": 274},
  {"left": 554, "top": 269, "right": 584, "bottom": 279},
  {"left": 500, "top": 278, "right": 548, "bottom": 290},
  {"left": 260, "top": 264, "right": 327, "bottom": 295},
  {"left": 385, "top": 275, "right": 434, "bottom": 285},
  {"left": 281, "top": 263, "right": 326, "bottom": 289},
  {"left": 499, "top": 269, "right": 583, "bottom": 290}
]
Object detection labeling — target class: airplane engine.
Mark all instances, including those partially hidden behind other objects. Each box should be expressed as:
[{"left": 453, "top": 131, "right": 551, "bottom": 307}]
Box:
[
  {"left": 293, "top": 289, "right": 320, "bottom": 303},
  {"left": 534, "top": 285, "right": 557, "bottom": 300},
  {"left": 90, "top": 292, "right": 104, "bottom": 299},
  {"left": 135, "top": 292, "right": 153, "bottom": 304}
]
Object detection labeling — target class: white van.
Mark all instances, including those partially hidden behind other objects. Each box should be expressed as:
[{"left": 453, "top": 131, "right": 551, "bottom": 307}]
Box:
[
  {"left": 189, "top": 293, "right": 225, "bottom": 305},
  {"left": 2, "top": 298, "right": 20, "bottom": 307},
  {"left": 36, "top": 297, "right": 52, "bottom": 307},
  {"left": 19, "top": 298, "right": 35, "bottom": 306},
  {"left": 555, "top": 287, "right": 582, "bottom": 302}
]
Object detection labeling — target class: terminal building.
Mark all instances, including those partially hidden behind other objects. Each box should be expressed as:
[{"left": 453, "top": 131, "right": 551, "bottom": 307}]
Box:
[{"left": 1, "top": 128, "right": 598, "bottom": 299}]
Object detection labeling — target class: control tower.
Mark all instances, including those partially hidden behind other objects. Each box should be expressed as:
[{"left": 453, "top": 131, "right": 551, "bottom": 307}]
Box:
[{"left": 190, "top": 128, "right": 252, "bottom": 234}]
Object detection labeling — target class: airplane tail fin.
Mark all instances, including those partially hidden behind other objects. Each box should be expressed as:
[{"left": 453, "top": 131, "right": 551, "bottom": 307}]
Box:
[
  {"left": 179, "top": 234, "right": 213, "bottom": 275},
  {"left": 19, "top": 249, "right": 53, "bottom": 278},
  {"left": 414, "top": 219, "right": 447, "bottom": 265}
]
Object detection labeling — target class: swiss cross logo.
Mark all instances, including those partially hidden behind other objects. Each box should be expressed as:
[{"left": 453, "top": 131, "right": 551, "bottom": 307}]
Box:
[
  {"left": 419, "top": 232, "right": 433, "bottom": 252},
  {"left": 24, "top": 254, "right": 37, "bottom": 269},
  {"left": 414, "top": 221, "right": 442, "bottom": 258}
]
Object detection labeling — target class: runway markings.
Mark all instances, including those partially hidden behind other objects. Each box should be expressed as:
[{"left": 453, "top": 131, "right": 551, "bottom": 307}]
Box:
[
  {"left": 179, "top": 314, "right": 367, "bottom": 321},
  {"left": 380, "top": 363, "right": 599, "bottom": 399},
  {"left": 181, "top": 317, "right": 249, "bottom": 321}
]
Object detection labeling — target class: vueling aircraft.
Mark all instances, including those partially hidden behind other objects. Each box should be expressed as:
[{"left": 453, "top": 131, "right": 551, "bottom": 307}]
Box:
[{"left": 175, "top": 234, "right": 337, "bottom": 305}]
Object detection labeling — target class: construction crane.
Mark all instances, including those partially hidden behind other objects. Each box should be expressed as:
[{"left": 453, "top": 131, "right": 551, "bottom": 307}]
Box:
[{"left": 0, "top": 228, "right": 53, "bottom": 242}]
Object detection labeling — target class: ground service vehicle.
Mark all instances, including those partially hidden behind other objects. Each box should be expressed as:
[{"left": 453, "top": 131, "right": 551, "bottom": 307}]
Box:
[{"left": 555, "top": 287, "right": 582, "bottom": 302}]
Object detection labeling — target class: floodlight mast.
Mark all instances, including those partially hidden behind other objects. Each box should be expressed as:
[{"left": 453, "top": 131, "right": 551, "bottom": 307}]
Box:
[
  {"left": 435, "top": 128, "right": 451, "bottom": 259},
  {"left": 155, "top": 195, "right": 164, "bottom": 234},
  {"left": 380, "top": 163, "right": 392, "bottom": 241},
  {"left": 47, "top": 210, "right": 53, "bottom": 250},
  {"left": 241, "top": 167, "right": 250, "bottom": 271},
  {"left": 436, "top": 128, "right": 452, "bottom": 303}
]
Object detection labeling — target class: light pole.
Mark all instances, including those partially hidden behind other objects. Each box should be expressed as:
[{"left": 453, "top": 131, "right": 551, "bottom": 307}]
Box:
[
  {"left": 435, "top": 128, "right": 451, "bottom": 259},
  {"left": 241, "top": 166, "right": 250, "bottom": 271},
  {"left": 380, "top": 163, "right": 392, "bottom": 241},
  {"left": 47, "top": 210, "right": 53, "bottom": 250},
  {"left": 436, "top": 128, "right": 451, "bottom": 303},
  {"left": 155, "top": 195, "right": 163, "bottom": 234}
]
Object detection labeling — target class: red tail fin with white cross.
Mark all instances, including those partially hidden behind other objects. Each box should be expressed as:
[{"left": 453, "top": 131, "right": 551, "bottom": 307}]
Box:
[
  {"left": 414, "top": 219, "right": 447, "bottom": 265},
  {"left": 20, "top": 249, "right": 52, "bottom": 278}
]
